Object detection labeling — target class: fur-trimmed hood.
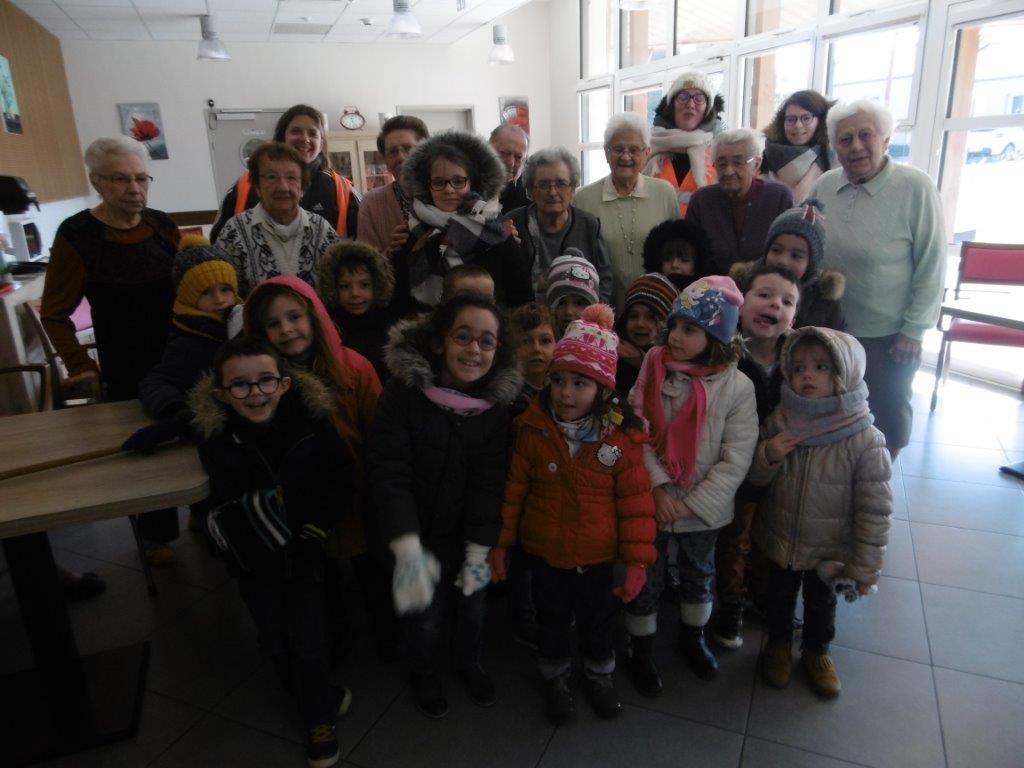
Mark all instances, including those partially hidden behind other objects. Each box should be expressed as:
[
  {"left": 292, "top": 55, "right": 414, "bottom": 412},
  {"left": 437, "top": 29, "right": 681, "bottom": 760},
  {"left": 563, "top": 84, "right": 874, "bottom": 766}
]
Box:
[
  {"left": 188, "top": 368, "right": 336, "bottom": 439},
  {"left": 317, "top": 240, "right": 396, "bottom": 310},
  {"left": 642, "top": 218, "right": 715, "bottom": 278},
  {"left": 729, "top": 259, "right": 845, "bottom": 300},
  {"left": 400, "top": 129, "right": 507, "bottom": 204},
  {"left": 383, "top": 315, "right": 522, "bottom": 407}
]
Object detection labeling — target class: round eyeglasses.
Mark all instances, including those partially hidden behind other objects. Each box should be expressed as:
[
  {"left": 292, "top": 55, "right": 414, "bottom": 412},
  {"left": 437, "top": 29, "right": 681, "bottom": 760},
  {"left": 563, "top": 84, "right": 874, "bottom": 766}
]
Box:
[{"left": 221, "top": 375, "right": 284, "bottom": 400}]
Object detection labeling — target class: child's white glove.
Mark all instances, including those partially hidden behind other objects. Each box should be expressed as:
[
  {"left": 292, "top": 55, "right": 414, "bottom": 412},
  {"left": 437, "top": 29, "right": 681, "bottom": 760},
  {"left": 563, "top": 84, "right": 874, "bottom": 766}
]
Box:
[
  {"left": 816, "top": 560, "right": 877, "bottom": 603},
  {"left": 389, "top": 534, "right": 441, "bottom": 614},
  {"left": 453, "top": 541, "right": 491, "bottom": 597}
]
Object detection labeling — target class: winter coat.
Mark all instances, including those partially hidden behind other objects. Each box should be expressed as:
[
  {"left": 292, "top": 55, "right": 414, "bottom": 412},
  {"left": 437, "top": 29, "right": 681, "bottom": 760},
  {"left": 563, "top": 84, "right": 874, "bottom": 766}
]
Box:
[
  {"left": 189, "top": 370, "right": 355, "bottom": 541},
  {"left": 367, "top": 315, "right": 522, "bottom": 565},
  {"left": 633, "top": 363, "right": 758, "bottom": 533},
  {"left": 731, "top": 260, "right": 846, "bottom": 332},
  {"left": 138, "top": 319, "right": 226, "bottom": 419},
  {"left": 750, "top": 328, "right": 892, "bottom": 585},
  {"left": 326, "top": 307, "right": 390, "bottom": 383},
  {"left": 498, "top": 399, "right": 656, "bottom": 570}
]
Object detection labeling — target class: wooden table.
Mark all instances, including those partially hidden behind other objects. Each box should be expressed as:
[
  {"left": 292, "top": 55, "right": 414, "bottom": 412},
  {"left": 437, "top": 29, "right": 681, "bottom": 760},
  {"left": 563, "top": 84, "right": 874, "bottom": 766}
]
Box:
[
  {"left": 0, "top": 401, "right": 209, "bottom": 766},
  {"left": 937, "top": 298, "right": 1024, "bottom": 480}
]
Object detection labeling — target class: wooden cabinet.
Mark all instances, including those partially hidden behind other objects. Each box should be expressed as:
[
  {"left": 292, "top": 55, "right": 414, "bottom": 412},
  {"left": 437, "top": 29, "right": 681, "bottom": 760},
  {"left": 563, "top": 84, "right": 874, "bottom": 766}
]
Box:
[{"left": 325, "top": 131, "right": 394, "bottom": 195}]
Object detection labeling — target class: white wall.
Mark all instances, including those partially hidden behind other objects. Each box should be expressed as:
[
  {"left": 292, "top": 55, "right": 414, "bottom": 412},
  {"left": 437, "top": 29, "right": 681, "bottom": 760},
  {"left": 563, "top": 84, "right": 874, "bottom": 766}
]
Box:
[
  {"left": 547, "top": 0, "right": 580, "bottom": 153},
  {"left": 60, "top": 1, "right": 553, "bottom": 214}
]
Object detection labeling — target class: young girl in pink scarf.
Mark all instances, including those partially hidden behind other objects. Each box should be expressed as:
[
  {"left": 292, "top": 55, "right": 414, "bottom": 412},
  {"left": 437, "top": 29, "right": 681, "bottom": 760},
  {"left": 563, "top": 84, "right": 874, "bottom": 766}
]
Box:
[{"left": 625, "top": 275, "right": 758, "bottom": 693}]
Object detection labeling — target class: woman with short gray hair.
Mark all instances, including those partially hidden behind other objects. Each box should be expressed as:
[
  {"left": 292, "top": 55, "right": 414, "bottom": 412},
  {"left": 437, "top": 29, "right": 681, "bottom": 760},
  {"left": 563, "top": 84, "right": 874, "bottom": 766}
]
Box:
[
  {"left": 574, "top": 114, "right": 680, "bottom": 309},
  {"left": 811, "top": 99, "right": 945, "bottom": 456},
  {"left": 507, "top": 147, "right": 611, "bottom": 302}
]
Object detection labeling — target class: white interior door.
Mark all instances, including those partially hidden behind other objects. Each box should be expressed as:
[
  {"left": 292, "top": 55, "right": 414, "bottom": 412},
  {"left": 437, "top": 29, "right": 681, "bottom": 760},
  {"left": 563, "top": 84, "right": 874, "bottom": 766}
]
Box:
[{"left": 205, "top": 109, "right": 286, "bottom": 202}]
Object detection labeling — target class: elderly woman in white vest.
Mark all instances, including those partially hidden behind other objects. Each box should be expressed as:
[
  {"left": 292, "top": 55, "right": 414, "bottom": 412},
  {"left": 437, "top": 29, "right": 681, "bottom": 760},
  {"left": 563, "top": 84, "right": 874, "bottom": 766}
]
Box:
[
  {"left": 574, "top": 113, "right": 680, "bottom": 310},
  {"left": 810, "top": 100, "right": 946, "bottom": 456}
]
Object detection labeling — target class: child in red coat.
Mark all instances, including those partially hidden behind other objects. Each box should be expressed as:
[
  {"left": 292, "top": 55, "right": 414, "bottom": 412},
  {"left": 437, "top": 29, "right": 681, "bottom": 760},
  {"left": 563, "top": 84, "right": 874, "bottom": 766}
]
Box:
[{"left": 490, "top": 304, "right": 656, "bottom": 725}]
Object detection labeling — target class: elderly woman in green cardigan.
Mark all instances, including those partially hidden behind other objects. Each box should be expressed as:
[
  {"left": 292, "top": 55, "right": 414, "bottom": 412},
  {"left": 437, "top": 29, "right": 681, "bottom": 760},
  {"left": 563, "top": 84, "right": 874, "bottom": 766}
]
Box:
[
  {"left": 810, "top": 99, "right": 946, "bottom": 457},
  {"left": 574, "top": 113, "right": 680, "bottom": 311}
]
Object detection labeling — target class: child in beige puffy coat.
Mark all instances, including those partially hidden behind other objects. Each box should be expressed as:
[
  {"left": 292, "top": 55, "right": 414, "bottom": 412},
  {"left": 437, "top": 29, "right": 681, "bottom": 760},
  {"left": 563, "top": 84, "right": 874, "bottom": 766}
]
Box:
[{"left": 750, "top": 327, "right": 891, "bottom": 699}]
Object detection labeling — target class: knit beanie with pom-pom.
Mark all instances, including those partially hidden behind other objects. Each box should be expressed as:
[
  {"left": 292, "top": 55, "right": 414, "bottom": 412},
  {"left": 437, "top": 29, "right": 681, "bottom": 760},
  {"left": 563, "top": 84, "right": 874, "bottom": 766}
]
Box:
[
  {"left": 549, "top": 303, "right": 619, "bottom": 390},
  {"left": 172, "top": 234, "right": 238, "bottom": 308}
]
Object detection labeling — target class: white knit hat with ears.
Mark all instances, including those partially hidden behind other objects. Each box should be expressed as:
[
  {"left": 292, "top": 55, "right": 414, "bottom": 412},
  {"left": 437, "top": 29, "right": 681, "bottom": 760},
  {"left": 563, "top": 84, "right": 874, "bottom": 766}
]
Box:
[{"left": 665, "top": 70, "right": 716, "bottom": 119}]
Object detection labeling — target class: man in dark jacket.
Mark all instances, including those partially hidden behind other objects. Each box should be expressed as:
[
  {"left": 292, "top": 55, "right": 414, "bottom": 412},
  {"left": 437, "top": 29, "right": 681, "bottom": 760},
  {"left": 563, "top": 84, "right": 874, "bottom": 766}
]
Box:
[{"left": 491, "top": 124, "right": 530, "bottom": 212}]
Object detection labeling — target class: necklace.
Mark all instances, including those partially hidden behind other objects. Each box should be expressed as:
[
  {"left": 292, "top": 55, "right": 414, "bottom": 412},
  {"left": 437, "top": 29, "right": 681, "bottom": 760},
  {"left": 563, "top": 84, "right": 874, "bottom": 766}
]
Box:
[{"left": 615, "top": 195, "right": 639, "bottom": 259}]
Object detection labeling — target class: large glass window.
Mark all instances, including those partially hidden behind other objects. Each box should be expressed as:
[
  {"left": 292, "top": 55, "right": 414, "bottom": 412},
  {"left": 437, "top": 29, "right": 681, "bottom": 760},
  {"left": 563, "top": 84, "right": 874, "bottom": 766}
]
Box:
[
  {"left": 622, "top": 85, "right": 664, "bottom": 127},
  {"left": 827, "top": 25, "right": 919, "bottom": 122},
  {"left": 746, "top": 0, "right": 817, "bottom": 36},
  {"left": 620, "top": 1, "right": 672, "bottom": 68},
  {"left": 947, "top": 16, "right": 1024, "bottom": 119},
  {"left": 741, "top": 41, "right": 813, "bottom": 129},
  {"left": 675, "top": 0, "right": 736, "bottom": 55},
  {"left": 831, "top": 0, "right": 893, "bottom": 13},
  {"left": 580, "top": 87, "right": 613, "bottom": 184},
  {"left": 582, "top": 0, "right": 615, "bottom": 78}
]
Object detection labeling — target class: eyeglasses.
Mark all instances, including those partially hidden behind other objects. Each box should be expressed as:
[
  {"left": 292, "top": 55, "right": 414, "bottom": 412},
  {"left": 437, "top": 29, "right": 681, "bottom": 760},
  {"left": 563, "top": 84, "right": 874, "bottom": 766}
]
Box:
[
  {"left": 533, "top": 179, "right": 573, "bottom": 192},
  {"left": 448, "top": 329, "right": 499, "bottom": 351},
  {"left": 95, "top": 174, "right": 153, "bottom": 188},
  {"left": 784, "top": 114, "right": 818, "bottom": 127},
  {"left": 220, "top": 375, "right": 284, "bottom": 400},
  {"left": 429, "top": 176, "right": 470, "bottom": 191},
  {"left": 713, "top": 157, "right": 757, "bottom": 171},
  {"left": 608, "top": 145, "right": 646, "bottom": 157},
  {"left": 673, "top": 91, "right": 708, "bottom": 107}
]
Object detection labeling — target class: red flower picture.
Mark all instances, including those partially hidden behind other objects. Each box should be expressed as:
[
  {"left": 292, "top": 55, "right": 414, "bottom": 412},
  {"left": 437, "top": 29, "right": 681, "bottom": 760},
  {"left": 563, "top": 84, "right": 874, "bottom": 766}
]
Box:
[
  {"left": 118, "top": 102, "right": 169, "bottom": 159},
  {"left": 130, "top": 117, "right": 161, "bottom": 142}
]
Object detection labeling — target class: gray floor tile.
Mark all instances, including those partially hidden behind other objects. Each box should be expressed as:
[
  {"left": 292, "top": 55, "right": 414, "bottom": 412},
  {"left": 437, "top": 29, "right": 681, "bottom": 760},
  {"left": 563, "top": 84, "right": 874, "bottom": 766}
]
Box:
[
  {"left": 348, "top": 666, "right": 554, "bottom": 768},
  {"left": 880, "top": 519, "right": 917, "bottom": 581},
  {"left": 833, "top": 575, "right": 930, "bottom": 664},
  {"left": 904, "top": 475, "right": 1024, "bottom": 537},
  {"left": 910, "top": 411, "right": 999, "bottom": 449},
  {"left": 935, "top": 667, "right": 1024, "bottom": 768},
  {"left": 741, "top": 737, "right": 869, "bottom": 767},
  {"left": 151, "top": 712, "right": 306, "bottom": 768},
  {"left": 748, "top": 646, "right": 945, "bottom": 768},
  {"left": 38, "top": 691, "right": 204, "bottom": 768},
  {"left": 899, "top": 442, "right": 1022, "bottom": 489},
  {"left": 538, "top": 703, "right": 743, "bottom": 768},
  {"left": 912, "top": 522, "right": 1024, "bottom": 598},
  {"left": 890, "top": 470, "right": 908, "bottom": 521},
  {"left": 921, "top": 583, "right": 1024, "bottom": 684}
]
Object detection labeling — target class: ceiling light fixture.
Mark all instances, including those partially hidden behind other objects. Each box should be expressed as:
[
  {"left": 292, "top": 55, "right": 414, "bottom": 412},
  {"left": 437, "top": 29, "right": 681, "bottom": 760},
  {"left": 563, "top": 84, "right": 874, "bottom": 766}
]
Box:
[
  {"left": 488, "top": 24, "right": 514, "bottom": 65},
  {"left": 386, "top": 0, "right": 422, "bottom": 38},
  {"left": 197, "top": 15, "right": 230, "bottom": 61}
]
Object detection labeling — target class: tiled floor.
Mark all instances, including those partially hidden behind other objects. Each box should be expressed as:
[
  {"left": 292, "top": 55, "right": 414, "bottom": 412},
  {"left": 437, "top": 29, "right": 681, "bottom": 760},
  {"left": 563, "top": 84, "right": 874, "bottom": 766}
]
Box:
[{"left": 1, "top": 371, "right": 1022, "bottom": 768}]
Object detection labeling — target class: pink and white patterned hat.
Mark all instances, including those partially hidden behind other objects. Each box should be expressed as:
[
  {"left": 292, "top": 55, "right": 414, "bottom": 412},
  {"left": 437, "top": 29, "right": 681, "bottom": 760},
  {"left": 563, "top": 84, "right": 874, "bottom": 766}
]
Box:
[{"left": 549, "top": 303, "right": 618, "bottom": 390}]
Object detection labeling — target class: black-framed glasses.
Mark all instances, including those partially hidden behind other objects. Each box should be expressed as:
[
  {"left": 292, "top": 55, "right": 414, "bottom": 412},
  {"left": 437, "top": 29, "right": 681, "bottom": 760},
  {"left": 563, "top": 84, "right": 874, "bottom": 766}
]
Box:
[
  {"left": 221, "top": 375, "right": 284, "bottom": 400},
  {"left": 784, "top": 114, "right": 817, "bottom": 126},
  {"left": 448, "top": 329, "right": 499, "bottom": 351},
  {"left": 534, "top": 179, "right": 573, "bottom": 192},
  {"left": 429, "top": 176, "right": 470, "bottom": 191},
  {"left": 673, "top": 91, "right": 708, "bottom": 107},
  {"left": 95, "top": 174, "right": 153, "bottom": 187}
]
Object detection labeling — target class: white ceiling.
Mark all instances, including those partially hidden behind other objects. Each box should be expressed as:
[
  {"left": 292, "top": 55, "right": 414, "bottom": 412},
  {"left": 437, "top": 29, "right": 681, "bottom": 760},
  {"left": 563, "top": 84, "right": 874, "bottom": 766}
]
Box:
[{"left": 10, "top": 0, "right": 534, "bottom": 44}]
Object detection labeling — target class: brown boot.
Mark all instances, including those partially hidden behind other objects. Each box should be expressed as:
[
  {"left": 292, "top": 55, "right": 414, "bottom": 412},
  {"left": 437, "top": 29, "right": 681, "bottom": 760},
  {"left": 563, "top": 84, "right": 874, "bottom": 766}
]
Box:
[
  {"left": 802, "top": 651, "right": 841, "bottom": 698},
  {"left": 761, "top": 641, "right": 792, "bottom": 688}
]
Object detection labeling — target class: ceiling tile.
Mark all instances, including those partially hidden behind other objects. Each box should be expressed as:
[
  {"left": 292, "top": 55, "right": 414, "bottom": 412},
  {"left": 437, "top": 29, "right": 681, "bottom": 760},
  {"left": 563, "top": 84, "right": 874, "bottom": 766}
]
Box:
[
  {"left": 207, "top": 0, "right": 278, "bottom": 11},
  {"left": 132, "top": 0, "right": 207, "bottom": 11},
  {"left": 53, "top": 27, "right": 90, "bottom": 37},
  {"left": 62, "top": 5, "right": 139, "bottom": 19},
  {"left": 56, "top": 0, "right": 132, "bottom": 6}
]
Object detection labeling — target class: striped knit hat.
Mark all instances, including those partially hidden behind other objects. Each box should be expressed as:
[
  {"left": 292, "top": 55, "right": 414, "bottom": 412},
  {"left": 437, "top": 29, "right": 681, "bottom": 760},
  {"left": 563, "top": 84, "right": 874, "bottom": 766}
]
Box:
[
  {"left": 545, "top": 248, "right": 599, "bottom": 310},
  {"left": 623, "top": 273, "right": 678, "bottom": 323},
  {"left": 173, "top": 235, "right": 238, "bottom": 308},
  {"left": 549, "top": 303, "right": 618, "bottom": 390}
]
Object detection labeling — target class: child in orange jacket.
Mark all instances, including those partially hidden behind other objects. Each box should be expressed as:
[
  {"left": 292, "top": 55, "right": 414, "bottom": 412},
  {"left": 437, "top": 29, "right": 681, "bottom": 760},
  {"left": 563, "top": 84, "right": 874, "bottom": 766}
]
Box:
[{"left": 490, "top": 304, "right": 656, "bottom": 725}]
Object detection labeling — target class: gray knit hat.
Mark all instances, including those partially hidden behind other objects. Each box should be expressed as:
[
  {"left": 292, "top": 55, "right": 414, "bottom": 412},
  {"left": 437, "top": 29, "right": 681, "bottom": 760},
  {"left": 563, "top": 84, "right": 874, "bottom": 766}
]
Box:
[
  {"left": 545, "top": 248, "right": 599, "bottom": 310},
  {"left": 765, "top": 200, "right": 827, "bottom": 275},
  {"left": 172, "top": 235, "right": 237, "bottom": 306}
]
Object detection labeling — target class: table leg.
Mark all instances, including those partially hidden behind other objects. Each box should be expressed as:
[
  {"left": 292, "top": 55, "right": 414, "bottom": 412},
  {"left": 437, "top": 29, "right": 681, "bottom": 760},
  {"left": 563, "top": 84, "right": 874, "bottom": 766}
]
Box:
[{"left": 1, "top": 532, "right": 149, "bottom": 766}]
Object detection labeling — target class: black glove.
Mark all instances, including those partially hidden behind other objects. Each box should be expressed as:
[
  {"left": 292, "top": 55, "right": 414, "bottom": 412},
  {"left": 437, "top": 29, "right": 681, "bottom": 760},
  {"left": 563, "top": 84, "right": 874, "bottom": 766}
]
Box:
[{"left": 122, "top": 412, "right": 191, "bottom": 455}]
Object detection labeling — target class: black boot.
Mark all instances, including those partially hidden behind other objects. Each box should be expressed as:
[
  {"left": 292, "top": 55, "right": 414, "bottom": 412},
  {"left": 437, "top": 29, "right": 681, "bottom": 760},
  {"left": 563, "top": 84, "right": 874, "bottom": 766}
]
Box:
[
  {"left": 544, "top": 672, "right": 575, "bottom": 725},
  {"left": 712, "top": 602, "right": 744, "bottom": 650},
  {"left": 626, "top": 634, "right": 663, "bottom": 697},
  {"left": 678, "top": 624, "right": 718, "bottom": 680}
]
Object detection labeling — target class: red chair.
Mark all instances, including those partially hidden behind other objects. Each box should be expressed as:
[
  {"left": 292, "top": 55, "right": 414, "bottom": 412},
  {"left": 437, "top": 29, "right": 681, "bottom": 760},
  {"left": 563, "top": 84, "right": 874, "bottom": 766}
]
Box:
[{"left": 930, "top": 241, "right": 1024, "bottom": 411}]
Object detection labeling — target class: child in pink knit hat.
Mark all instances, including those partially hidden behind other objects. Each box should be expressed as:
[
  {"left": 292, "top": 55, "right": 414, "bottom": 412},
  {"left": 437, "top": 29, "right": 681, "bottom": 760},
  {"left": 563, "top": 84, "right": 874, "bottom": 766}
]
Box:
[{"left": 491, "top": 304, "right": 656, "bottom": 725}]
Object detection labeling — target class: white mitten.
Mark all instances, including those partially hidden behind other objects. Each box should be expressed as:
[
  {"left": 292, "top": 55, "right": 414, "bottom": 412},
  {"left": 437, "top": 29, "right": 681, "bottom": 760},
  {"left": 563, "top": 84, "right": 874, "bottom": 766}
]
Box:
[
  {"left": 453, "top": 541, "right": 491, "bottom": 597},
  {"left": 816, "top": 560, "right": 877, "bottom": 603},
  {"left": 389, "top": 533, "right": 441, "bottom": 614}
]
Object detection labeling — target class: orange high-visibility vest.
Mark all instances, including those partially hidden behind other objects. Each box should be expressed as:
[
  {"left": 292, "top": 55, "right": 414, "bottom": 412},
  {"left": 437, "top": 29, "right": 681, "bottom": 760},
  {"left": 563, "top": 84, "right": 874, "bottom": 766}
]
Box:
[
  {"left": 233, "top": 169, "right": 351, "bottom": 236},
  {"left": 654, "top": 155, "right": 716, "bottom": 217}
]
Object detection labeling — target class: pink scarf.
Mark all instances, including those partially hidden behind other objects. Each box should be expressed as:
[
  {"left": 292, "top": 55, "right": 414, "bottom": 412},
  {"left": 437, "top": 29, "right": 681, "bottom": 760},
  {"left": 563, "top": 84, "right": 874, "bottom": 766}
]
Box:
[
  {"left": 632, "top": 345, "right": 723, "bottom": 488},
  {"left": 422, "top": 386, "right": 494, "bottom": 416}
]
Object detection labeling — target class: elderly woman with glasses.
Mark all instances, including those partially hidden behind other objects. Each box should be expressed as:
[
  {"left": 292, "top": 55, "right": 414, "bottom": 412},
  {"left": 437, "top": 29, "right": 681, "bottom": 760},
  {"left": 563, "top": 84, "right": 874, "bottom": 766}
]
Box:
[
  {"left": 809, "top": 99, "right": 945, "bottom": 457},
  {"left": 505, "top": 147, "right": 612, "bottom": 303},
  {"left": 40, "top": 135, "right": 182, "bottom": 560},
  {"left": 644, "top": 71, "right": 727, "bottom": 217},
  {"left": 390, "top": 130, "right": 532, "bottom": 316},
  {"left": 574, "top": 113, "right": 680, "bottom": 310},
  {"left": 686, "top": 128, "right": 794, "bottom": 273},
  {"left": 761, "top": 90, "right": 836, "bottom": 203}
]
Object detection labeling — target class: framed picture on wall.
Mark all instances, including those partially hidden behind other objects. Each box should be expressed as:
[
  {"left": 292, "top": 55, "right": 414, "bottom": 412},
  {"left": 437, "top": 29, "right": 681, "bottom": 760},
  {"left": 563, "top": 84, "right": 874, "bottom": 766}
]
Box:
[
  {"left": 498, "top": 96, "right": 529, "bottom": 137},
  {"left": 0, "top": 55, "right": 23, "bottom": 135},
  {"left": 118, "top": 102, "right": 168, "bottom": 160}
]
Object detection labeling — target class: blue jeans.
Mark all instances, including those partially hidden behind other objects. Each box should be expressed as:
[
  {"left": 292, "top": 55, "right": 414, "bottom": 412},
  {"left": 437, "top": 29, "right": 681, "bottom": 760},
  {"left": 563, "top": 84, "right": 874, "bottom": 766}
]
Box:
[{"left": 625, "top": 529, "right": 719, "bottom": 628}]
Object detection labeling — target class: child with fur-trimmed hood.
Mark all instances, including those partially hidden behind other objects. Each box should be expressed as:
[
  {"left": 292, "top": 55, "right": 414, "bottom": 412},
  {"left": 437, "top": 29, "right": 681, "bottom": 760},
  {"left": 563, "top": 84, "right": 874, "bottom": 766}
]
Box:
[
  {"left": 731, "top": 201, "right": 846, "bottom": 331},
  {"left": 367, "top": 293, "right": 522, "bottom": 719},
  {"left": 391, "top": 130, "right": 533, "bottom": 317},
  {"left": 318, "top": 240, "right": 395, "bottom": 382}
]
